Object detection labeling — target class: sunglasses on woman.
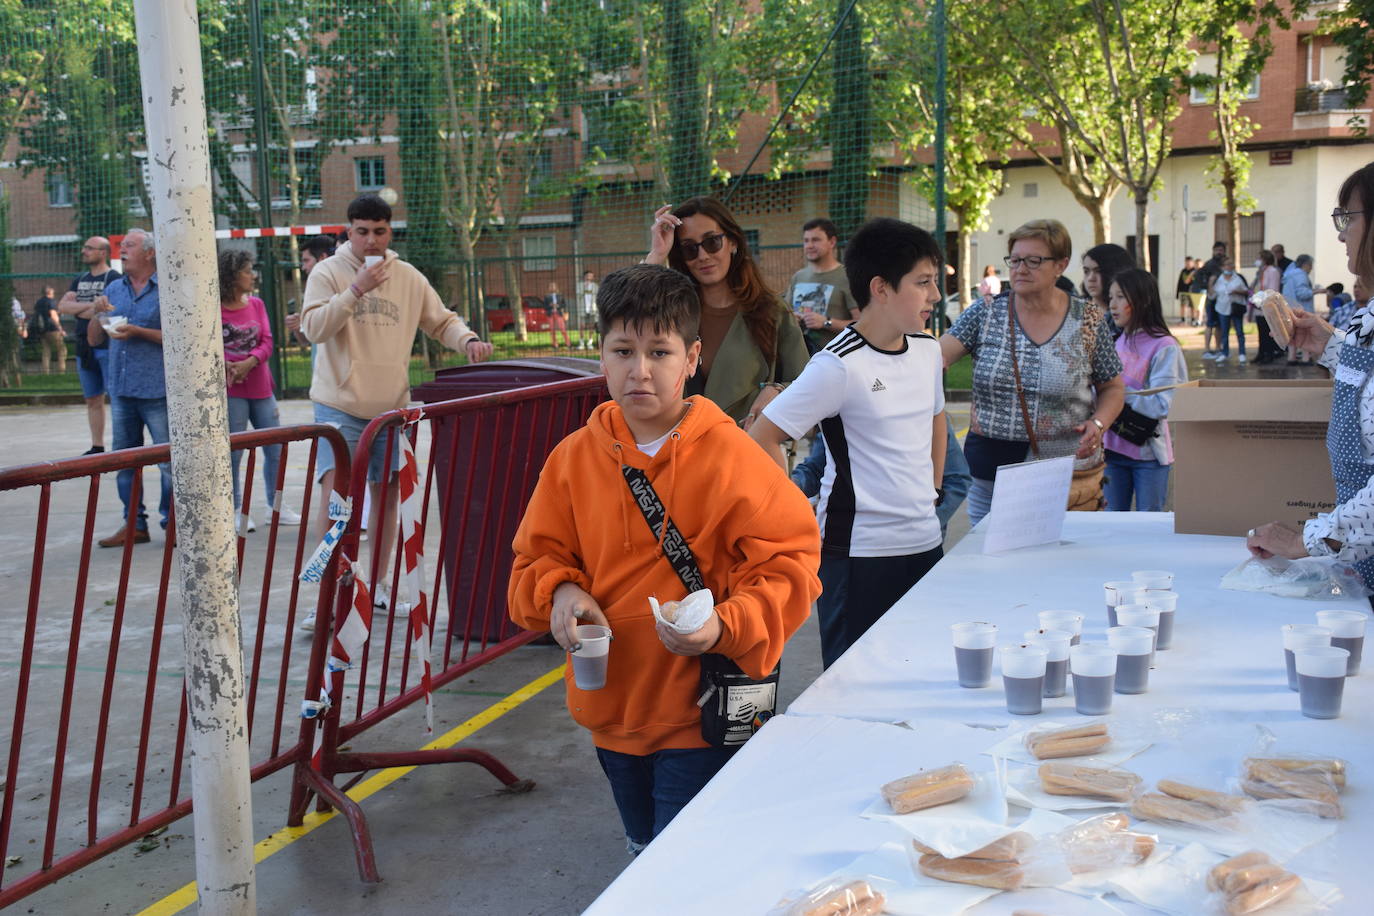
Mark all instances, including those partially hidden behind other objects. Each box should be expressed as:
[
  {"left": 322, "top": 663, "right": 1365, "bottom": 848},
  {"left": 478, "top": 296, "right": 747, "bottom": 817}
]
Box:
[{"left": 679, "top": 232, "right": 728, "bottom": 262}]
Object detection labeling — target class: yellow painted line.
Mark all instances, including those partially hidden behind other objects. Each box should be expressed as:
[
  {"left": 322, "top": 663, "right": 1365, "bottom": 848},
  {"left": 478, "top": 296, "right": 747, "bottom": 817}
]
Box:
[{"left": 136, "top": 664, "right": 567, "bottom": 916}]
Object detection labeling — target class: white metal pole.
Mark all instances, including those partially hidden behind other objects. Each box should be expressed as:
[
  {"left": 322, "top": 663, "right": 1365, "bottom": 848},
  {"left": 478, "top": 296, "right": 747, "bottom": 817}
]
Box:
[{"left": 130, "top": 1, "right": 256, "bottom": 912}]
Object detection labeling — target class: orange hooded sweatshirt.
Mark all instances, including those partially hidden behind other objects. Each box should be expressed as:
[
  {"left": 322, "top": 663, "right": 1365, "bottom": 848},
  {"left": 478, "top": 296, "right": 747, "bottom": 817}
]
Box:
[{"left": 508, "top": 395, "right": 821, "bottom": 756}]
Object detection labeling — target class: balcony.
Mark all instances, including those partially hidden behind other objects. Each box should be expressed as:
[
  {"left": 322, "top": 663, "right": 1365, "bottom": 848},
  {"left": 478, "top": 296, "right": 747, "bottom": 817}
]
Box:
[{"left": 1295, "top": 84, "right": 1360, "bottom": 113}]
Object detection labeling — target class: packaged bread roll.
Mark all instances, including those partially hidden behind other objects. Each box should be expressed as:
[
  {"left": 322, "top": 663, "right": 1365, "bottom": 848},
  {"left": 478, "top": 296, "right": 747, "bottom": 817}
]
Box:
[
  {"left": 1244, "top": 756, "right": 1345, "bottom": 788},
  {"left": 1241, "top": 758, "right": 1343, "bottom": 817},
  {"left": 1252, "top": 290, "right": 1295, "bottom": 346},
  {"left": 913, "top": 831, "right": 1032, "bottom": 861},
  {"left": 790, "top": 879, "right": 886, "bottom": 916},
  {"left": 1055, "top": 812, "right": 1156, "bottom": 874},
  {"left": 1157, "top": 779, "right": 1250, "bottom": 814},
  {"left": 880, "top": 763, "right": 975, "bottom": 814},
  {"left": 1208, "top": 850, "right": 1273, "bottom": 892},
  {"left": 917, "top": 852, "right": 1025, "bottom": 890},
  {"left": 1039, "top": 762, "right": 1141, "bottom": 802},
  {"left": 1130, "top": 793, "right": 1238, "bottom": 829},
  {"left": 1025, "top": 723, "right": 1111, "bottom": 760},
  {"left": 1226, "top": 873, "right": 1302, "bottom": 915}
]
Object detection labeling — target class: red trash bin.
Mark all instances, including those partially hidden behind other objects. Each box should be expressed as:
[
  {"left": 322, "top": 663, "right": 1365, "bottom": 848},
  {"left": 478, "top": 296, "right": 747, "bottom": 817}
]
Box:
[{"left": 411, "top": 358, "right": 605, "bottom": 645}]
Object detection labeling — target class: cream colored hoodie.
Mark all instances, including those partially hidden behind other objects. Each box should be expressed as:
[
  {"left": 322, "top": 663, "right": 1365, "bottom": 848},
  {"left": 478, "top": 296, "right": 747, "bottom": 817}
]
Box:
[{"left": 301, "top": 246, "right": 477, "bottom": 418}]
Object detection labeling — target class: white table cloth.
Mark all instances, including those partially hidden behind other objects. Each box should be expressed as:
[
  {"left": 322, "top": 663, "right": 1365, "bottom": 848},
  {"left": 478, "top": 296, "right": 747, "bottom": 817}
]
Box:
[{"left": 585, "top": 514, "right": 1370, "bottom": 915}]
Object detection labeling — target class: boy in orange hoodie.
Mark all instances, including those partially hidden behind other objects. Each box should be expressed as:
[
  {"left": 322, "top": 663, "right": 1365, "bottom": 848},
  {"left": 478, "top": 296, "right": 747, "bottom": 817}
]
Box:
[{"left": 508, "top": 264, "right": 820, "bottom": 855}]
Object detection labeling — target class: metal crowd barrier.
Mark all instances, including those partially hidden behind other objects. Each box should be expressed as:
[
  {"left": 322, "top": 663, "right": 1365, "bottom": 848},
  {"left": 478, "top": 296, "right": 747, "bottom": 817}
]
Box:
[
  {"left": 0, "top": 425, "right": 350, "bottom": 908},
  {"left": 289, "top": 375, "right": 608, "bottom": 881}
]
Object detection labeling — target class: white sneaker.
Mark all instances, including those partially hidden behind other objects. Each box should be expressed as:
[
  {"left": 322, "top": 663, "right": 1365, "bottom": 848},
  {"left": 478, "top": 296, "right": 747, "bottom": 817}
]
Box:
[
  {"left": 1238, "top": 353, "right": 1247, "bottom": 364},
  {"left": 299, "top": 610, "right": 315, "bottom": 633},
  {"left": 373, "top": 582, "right": 391, "bottom": 610},
  {"left": 274, "top": 501, "right": 302, "bottom": 526},
  {"left": 236, "top": 512, "right": 256, "bottom": 535}
]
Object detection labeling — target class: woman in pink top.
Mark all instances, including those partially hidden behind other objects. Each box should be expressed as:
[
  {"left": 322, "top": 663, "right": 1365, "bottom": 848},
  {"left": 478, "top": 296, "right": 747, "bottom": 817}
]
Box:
[
  {"left": 221, "top": 250, "right": 295, "bottom": 529},
  {"left": 1251, "top": 248, "right": 1285, "bottom": 363}
]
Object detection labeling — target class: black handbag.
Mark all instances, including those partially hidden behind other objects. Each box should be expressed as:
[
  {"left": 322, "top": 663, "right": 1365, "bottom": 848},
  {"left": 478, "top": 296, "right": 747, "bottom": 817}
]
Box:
[
  {"left": 1108, "top": 404, "right": 1160, "bottom": 447},
  {"left": 620, "top": 464, "right": 779, "bottom": 747}
]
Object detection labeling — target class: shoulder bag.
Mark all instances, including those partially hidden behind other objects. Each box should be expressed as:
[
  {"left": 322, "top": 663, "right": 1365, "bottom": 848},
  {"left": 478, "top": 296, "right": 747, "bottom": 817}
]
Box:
[{"left": 620, "top": 464, "right": 779, "bottom": 747}]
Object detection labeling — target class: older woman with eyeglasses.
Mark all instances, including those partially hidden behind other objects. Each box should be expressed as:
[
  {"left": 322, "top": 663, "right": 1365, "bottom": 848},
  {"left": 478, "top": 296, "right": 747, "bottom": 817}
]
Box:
[
  {"left": 644, "top": 199, "right": 808, "bottom": 427},
  {"left": 1248, "top": 162, "right": 1374, "bottom": 605},
  {"left": 941, "top": 219, "right": 1125, "bottom": 524}
]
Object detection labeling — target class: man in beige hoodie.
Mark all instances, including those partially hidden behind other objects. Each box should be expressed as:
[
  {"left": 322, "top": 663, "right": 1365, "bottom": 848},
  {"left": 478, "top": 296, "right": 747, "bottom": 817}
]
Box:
[{"left": 301, "top": 194, "right": 493, "bottom": 619}]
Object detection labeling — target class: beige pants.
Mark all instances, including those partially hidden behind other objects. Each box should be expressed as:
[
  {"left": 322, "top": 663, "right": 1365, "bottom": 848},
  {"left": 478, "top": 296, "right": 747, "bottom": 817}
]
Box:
[{"left": 40, "top": 330, "right": 66, "bottom": 374}]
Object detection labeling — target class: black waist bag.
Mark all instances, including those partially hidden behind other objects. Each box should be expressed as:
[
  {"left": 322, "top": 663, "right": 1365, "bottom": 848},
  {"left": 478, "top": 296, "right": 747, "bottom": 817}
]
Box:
[
  {"left": 621, "top": 464, "right": 779, "bottom": 747},
  {"left": 1109, "top": 404, "right": 1160, "bottom": 446}
]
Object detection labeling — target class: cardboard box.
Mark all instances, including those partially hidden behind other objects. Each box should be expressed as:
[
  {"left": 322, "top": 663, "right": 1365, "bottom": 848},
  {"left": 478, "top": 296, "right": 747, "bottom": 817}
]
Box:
[{"left": 1169, "top": 379, "right": 1334, "bottom": 536}]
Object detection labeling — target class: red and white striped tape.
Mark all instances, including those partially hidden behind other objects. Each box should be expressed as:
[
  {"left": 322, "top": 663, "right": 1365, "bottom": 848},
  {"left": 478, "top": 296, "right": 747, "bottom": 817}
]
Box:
[
  {"left": 310, "top": 553, "right": 374, "bottom": 771},
  {"left": 110, "top": 224, "right": 346, "bottom": 247},
  {"left": 396, "top": 412, "right": 434, "bottom": 733}
]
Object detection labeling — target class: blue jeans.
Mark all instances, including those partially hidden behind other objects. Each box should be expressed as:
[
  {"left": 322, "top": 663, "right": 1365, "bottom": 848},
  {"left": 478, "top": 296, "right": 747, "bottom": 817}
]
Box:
[
  {"left": 312, "top": 402, "right": 402, "bottom": 483},
  {"left": 967, "top": 477, "right": 995, "bottom": 527},
  {"left": 1104, "top": 450, "right": 1171, "bottom": 512},
  {"left": 228, "top": 394, "right": 282, "bottom": 510},
  {"left": 595, "top": 745, "right": 737, "bottom": 853},
  {"left": 1216, "top": 311, "right": 1246, "bottom": 356},
  {"left": 817, "top": 547, "right": 944, "bottom": 669},
  {"left": 111, "top": 395, "right": 172, "bottom": 531},
  {"left": 78, "top": 346, "right": 109, "bottom": 398}
]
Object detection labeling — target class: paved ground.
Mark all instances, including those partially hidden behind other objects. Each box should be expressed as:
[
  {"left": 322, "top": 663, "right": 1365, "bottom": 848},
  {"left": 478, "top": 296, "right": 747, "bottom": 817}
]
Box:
[{"left": 0, "top": 324, "right": 1325, "bottom": 915}]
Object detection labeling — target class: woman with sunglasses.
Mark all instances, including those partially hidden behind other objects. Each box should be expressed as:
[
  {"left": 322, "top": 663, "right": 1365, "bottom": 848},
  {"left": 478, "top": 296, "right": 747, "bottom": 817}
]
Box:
[
  {"left": 1248, "top": 162, "right": 1374, "bottom": 604},
  {"left": 645, "top": 198, "right": 808, "bottom": 426},
  {"left": 941, "top": 219, "right": 1124, "bottom": 524}
]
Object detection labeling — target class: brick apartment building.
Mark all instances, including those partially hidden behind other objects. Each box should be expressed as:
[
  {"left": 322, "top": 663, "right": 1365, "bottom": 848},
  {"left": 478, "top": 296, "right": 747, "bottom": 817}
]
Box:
[{"left": 2, "top": 4, "right": 1371, "bottom": 314}]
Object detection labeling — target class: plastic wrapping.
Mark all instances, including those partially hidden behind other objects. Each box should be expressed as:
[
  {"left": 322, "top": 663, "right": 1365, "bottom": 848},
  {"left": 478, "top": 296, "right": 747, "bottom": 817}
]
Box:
[
  {"left": 1129, "top": 779, "right": 1251, "bottom": 832},
  {"left": 770, "top": 878, "right": 887, "bottom": 916},
  {"left": 1024, "top": 722, "right": 1111, "bottom": 760},
  {"left": 648, "top": 588, "right": 714, "bottom": 634},
  {"left": 1239, "top": 756, "right": 1345, "bottom": 819},
  {"left": 1053, "top": 812, "right": 1158, "bottom": 875},
  {"left": 1220, "top": 556, "right": 1369, "bottom": 600},
  {"left": 1206, "top": 851, "right": 1305, "bottom": 915},
  {"left": 1038, "top": 761, "right": 1142, "bottom": 803},
  {"left": 881, "top": 763, "right": 975, "bottom": 815}
]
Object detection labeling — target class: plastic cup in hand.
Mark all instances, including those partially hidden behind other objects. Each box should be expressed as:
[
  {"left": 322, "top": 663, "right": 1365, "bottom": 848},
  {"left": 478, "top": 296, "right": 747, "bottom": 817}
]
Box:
[
  {"left": 1115, "top": 605, "right": 1160, "bottom": 664},
  {"left": 364, "top": 255, "right": 383, "bottom": 269},
  {"left": 1315, "top": 610, "right": 1367, "bottom": 676},
  {"left": 1131, "top": 570, "right": 1174, "bottom": 591},
  {"left": 1281, "top": 624, "right": 1332, "bottom": 691},
  {"left": 952, "top": 622, "right": 997, "bottom": 688},
  {"left": 570, "top": 625, "right": 611, "bottom": 690},
  {"left": 1024, "top": 628, "right": 1072, "bottom": 698},
  {"left": 1143, "top": 591, "right": 1178, "bottom": 650},
  {"left": 1104, "top": 581, "right": 1144, "bottom": 629},
  {"left": 1038, "top": 610, "right": 1084, "bottom": 646},
  {"left": 1107, "top": 627, "right": 1154, "bottom": 695},
  {"left": 1295, "top": 646, "right": 1351, "bottom": 719},
  {"left": 1070, "top": 644, "right": 1118, "bottom": 715},
  {"left": 1001, "top": 645, "right": 1049, "bottom": 715}
]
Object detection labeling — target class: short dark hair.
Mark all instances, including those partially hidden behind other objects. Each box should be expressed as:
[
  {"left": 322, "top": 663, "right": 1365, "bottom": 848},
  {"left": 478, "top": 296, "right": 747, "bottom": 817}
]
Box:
[
  {"left": 1213, "top": 241, "right": 1226, "bottom": 251},
  {"left": 218, "top": 248, "right": 254, "bottom": 302},
  {"left": 843, "top": 218, "right": 942, "bottom": 309},
  {"left": 301, "top": 235, "right": 336, "bottom": 260},
  {"left": 802, "top": 218, "right": 839, "bottom": 240},
  {"left": 1328, "top": 282, "right": 1346, "bottom": 295},
  {"left": 597, "top": 263, "right": 700, "bottom": 346},
  {"left": 347, "top": 194, "right": 392, "bottom": 223}
]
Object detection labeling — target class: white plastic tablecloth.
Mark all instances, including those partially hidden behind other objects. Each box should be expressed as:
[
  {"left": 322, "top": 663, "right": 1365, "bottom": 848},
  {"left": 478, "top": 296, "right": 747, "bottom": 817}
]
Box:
[{"left": 584, "top": 514, "right": 1370, "bottom": 914}]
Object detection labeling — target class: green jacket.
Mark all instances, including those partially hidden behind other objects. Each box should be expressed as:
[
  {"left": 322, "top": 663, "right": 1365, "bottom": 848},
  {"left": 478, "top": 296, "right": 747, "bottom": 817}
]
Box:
[{"left": 700, "top": 302, "right": 810, "bottom": 423}]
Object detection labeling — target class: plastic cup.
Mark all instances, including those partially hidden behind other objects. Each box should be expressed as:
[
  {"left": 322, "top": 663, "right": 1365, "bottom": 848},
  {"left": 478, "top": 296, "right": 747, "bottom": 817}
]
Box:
[
  {"left": 1103, "top": 581, "right": 1144, "bottom": 628},
  {"left": 364, "top": 255, "right": 383, "bottom": 269},
  {"left": 1282, "top": 624, "right": 1332, "bottom": 691},
  {"left": 1315, "top": 610, "right": 1367, "bottom": 676},
  {"left": 1143, "top": 591, "right": 1178, "bottom": 650},
  {"left": 1115, "top": 604, "right": 1160, "bottom": 664},
  {"left": 1001, "top": 645, "right": 1049, "bottom": 715},
  {"left": 1131, "top": 570, "right": 1174, "bottom": 590},
  {"left": 1070, "top": 644, "right": 1118, "bottom": 715},
  {"left": 569, "top": 625, "right": 611, "bottom": 690},
  {"left": 952, "top": 622, "right": 997, "bottom": 688},
  {"left": 1107, "top": 627, "right": 1154, "bottom": 695},
  {"left": 1295, "top": 646, "right": 1351, "bottom": 719},
  {"left": 1024, "top": 628, "right": 1072, "bottom": 698},
  {"left": 1038, "top": 611, "right": 1084, "bottom": 646}
]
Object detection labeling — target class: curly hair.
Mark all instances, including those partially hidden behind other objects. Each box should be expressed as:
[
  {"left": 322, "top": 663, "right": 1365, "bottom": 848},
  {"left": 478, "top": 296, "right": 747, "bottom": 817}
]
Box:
[
  {"left": 667, "top": 196, "right": 781, "bottom": 364},
  {"left": 218, "top": 248, "right": 255, "bottom": 303}
]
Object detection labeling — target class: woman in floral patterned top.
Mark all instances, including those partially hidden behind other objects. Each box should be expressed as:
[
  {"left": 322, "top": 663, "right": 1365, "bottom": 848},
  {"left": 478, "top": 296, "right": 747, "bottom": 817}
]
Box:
[{"left": 940, "top": 219, "right": 1124, "bottom": 525}]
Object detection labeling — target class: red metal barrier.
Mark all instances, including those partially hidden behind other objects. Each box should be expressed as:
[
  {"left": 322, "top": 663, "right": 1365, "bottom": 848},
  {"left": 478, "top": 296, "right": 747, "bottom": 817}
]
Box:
[
  {"left": 289, "top": 375, "right": 608, "bottom": 881},
  {"left": 0, "top": 424, "right": 350, "bottom": 909}
]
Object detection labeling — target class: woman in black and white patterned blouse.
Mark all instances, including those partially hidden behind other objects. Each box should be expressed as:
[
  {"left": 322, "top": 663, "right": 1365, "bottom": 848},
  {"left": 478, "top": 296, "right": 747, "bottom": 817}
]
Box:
[{"left": 1249, "top": 162, "right": 1374, "bottom": 604}]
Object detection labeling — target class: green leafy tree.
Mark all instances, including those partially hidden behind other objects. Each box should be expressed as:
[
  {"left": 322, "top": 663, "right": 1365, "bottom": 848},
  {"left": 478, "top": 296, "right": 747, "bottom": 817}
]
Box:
[{"left": 828, "top": 0, "right": 869, "bottom": 238}]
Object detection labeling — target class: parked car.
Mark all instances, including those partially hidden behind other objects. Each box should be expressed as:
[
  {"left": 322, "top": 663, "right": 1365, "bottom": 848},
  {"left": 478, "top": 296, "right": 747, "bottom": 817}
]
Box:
[{"left": 484, "top": 295, "right": 550, "bottom": 332}]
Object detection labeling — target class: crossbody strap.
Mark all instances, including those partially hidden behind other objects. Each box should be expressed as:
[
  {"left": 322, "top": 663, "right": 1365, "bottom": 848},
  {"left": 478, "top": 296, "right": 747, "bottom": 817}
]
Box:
[
  {"left": 620, "top": 464, "right": 706, "bottom": 594},
  {"left": 1006, "top": 292, "right": 1041, "bottom": 457}
]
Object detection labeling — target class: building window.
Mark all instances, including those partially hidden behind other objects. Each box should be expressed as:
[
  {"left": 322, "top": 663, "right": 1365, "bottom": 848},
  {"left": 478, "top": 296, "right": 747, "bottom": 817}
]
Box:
[
  {"left": 47, "top": 173, "right": 73, "bottom": 208},
  {"left": 523, "top": 235, "right": 556, "bottom": 271},
  {"left": 1023, "top": 182, "right": 1038, "bottom": 198},
  {"left": 355, "top": 157, "right": 386, "bottom": 191},
  {"left": 1214, "top": 212, "right": 1266, "bottom": 266},
  {"left": 531, "top": 148, "right": 554, "bottom": 188},
  {"left": 1190, "top": 53, "right": 1260, "bottom": 103}
]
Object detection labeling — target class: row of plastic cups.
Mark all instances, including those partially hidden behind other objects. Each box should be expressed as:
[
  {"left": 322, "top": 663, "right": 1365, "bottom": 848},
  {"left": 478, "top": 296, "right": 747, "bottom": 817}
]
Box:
[
  {"left": 952, "top": 623, "right": 1158, "bottom": 716},
  {"left": 1105, "top": 570, "right": 1177, "bottom": 650},
  {"left": 1281, "top": 610, "right": 1367, "bottom": 719}
]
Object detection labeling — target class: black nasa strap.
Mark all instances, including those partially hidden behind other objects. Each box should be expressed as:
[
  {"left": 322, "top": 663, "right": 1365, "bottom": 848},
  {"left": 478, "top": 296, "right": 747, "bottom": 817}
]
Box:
[{"left": 620, "top": 464, "right": 780, "bottom": 747}]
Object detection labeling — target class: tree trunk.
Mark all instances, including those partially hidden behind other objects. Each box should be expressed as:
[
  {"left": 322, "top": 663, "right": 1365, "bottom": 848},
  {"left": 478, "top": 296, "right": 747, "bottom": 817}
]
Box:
[
  {"left": 500, "top": 235, "right": 528, "bottom": 343},
  {"left": 1222, "top": 168, "right": 1241, "bottom": 264},
  {"left": 664, "top": 0, "right": 708, "bottom": 201},
  {"left": 956, "top": 218, "right": 975, "bottom": 312},
  {"left": 1085, "top": 195, "right": 1111, "bottom": 246},
  {"left": 1134, "top": 190, "right": 1150, "bottom": 272}
]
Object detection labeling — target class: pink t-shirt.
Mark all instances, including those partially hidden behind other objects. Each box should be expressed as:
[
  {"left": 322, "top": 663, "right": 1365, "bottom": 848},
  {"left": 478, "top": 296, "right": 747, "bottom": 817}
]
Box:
[{"left": 221, "top": 295, "right": 275, "bottom": 400}]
